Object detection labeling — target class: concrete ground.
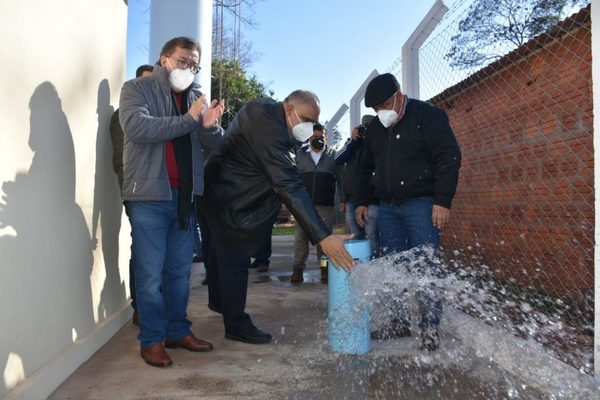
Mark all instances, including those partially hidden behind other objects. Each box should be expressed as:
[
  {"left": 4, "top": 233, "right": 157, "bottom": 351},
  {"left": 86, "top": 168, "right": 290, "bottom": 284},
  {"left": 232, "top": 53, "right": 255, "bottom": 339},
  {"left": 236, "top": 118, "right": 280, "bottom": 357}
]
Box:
[{"left": 49, "top": 236, "right": 594, "bottom": 400}]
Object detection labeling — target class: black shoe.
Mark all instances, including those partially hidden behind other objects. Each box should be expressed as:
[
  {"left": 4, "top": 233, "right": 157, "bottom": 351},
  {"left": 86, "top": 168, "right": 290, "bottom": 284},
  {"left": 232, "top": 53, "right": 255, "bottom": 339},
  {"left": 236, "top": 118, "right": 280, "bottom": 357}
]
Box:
[
  {"left": 371, "top": 323, "right": 412, "bottom": 341},
  {"left": 193, "top": 255, "right": 203, "bottom": 263},
  {"left": 249, "top": 260, "right": 259, "bottom": 269},
  {"left": 201, "top": 277, "right": 208, "bottom": 285},
  {"left": 420, "top": 328, "right": 440, "bottom": 351},
  {"left": 225, "top": 326, "right": 272, "bottom": 344},
  {"left": 208, "top": 303, "right": 223, "bottom": 314},
  {"left": 290, "top": 268, "right": 304, "bottom": 284}
]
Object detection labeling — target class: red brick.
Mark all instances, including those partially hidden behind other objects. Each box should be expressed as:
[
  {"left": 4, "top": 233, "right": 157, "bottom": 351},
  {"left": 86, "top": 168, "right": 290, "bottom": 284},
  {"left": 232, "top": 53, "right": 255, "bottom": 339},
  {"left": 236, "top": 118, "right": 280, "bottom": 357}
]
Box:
[{"left": 430, "top": 21, "right": 592, "bottom": 298}]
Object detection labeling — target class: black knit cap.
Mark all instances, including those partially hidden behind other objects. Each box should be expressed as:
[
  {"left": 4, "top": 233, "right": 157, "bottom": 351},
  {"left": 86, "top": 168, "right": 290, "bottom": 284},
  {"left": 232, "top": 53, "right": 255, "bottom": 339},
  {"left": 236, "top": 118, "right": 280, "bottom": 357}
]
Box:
[{"left": 364, "top": 73, "right": 400, "bottom": 107}]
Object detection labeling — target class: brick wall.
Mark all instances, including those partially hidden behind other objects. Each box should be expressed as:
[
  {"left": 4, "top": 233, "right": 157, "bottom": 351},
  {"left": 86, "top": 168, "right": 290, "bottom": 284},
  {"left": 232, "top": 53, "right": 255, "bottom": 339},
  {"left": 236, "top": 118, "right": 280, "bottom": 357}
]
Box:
[{"left": 430, "top": 8, "right": 593, "bottom": 299}]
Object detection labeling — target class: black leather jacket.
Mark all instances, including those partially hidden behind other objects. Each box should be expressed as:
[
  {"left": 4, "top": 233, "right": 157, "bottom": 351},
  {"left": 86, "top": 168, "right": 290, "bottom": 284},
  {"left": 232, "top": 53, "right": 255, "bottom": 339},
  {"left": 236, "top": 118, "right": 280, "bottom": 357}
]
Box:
[
  {"left": 357, "top": 99, "right": 461, "bottom": 208},
  {"left": 201, "top": 99, "right": 330, "bottom": 255}
]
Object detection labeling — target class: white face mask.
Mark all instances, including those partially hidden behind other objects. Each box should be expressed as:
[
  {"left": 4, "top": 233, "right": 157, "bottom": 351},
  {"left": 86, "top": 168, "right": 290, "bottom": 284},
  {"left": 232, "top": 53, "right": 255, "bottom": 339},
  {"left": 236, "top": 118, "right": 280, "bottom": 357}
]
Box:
[
  {"left": 289, "top": 109, "right": 314, "bottom": 142},
  {"left": 377, "top": 93, "right": 398, "bottom": 128},
  {"left": 167, "top": 59, "right": 195, "bottom": 92}
]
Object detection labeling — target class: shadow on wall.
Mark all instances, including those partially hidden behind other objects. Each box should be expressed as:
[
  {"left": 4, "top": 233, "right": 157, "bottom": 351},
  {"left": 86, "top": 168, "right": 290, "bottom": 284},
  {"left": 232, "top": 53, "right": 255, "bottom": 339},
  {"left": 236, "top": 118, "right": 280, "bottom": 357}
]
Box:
[
  {"left": 92, "top": 79, "right": 126, "bottom": 322},
  {"left": 0, "top": 82, "right": 96, "bottom": 394}
]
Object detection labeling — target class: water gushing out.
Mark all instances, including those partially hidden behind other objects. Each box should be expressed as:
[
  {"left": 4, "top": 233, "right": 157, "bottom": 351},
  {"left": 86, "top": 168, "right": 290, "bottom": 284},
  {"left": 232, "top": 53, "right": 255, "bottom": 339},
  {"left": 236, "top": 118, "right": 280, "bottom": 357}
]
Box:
[{"left": 291, "top": 244, "right": 598, "bottom": 399}]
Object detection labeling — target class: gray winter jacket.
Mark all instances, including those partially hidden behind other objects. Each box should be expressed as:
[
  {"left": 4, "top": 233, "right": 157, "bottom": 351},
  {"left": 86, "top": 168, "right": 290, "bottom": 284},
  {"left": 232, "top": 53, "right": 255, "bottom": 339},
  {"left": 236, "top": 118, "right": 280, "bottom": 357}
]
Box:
[{"left": 119, "top": 65, "right": 222, "bottom": 201}]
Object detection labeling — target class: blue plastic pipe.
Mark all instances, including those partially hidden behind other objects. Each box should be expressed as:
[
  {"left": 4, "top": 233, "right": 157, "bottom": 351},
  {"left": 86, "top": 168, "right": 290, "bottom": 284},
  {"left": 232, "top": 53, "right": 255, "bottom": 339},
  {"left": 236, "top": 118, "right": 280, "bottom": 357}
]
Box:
[{"left": 328, "top": 239, "right": 371, "bottom": 354}]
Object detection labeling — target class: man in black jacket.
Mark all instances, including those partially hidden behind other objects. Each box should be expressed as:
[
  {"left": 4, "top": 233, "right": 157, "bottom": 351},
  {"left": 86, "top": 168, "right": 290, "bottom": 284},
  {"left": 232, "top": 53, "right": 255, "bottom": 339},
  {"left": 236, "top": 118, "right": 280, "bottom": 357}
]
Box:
[
  {"left": 356, "top": 73, "right": 461, "bottom": 351},
  {"left": 291, "top": 123, "right": 344, "bottom": 284},
  {"left": 199, "top": 90, "right": 354, "bottom": 344}
]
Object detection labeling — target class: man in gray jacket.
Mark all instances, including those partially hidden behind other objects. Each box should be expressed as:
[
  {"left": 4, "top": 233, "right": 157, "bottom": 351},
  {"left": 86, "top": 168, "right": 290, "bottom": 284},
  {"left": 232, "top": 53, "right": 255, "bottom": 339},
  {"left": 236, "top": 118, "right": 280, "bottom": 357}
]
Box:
[{"left": 119, "top": 37, "right": 224, "bottom": 367}]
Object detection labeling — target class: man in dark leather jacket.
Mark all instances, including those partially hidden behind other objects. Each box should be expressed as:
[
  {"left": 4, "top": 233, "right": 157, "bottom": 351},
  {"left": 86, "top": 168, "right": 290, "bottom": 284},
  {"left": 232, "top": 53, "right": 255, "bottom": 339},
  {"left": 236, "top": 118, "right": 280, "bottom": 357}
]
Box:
[
  {"left": 356, "top": 73, "right": 461, "bottom": 352},
  {"left": 199, "top": 90, "right": 354, "bottom": 344}
]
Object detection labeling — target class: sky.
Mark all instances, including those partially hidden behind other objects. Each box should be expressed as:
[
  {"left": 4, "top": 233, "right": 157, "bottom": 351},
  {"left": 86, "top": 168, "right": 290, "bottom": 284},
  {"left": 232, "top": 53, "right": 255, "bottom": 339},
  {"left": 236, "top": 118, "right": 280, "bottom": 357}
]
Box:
[
  {"left": 126, "top": 0, "right": 459, "bottom": 139},
  {"left": 242, "top": 0, "right": 442, "bottom": 128}
]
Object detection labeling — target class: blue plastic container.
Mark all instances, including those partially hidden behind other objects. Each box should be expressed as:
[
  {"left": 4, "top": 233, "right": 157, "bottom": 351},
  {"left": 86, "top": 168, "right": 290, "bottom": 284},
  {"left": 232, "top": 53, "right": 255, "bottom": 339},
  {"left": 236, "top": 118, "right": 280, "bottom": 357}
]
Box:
[{"left": 328, "top": 239, "right": 371, "bottom": 354}]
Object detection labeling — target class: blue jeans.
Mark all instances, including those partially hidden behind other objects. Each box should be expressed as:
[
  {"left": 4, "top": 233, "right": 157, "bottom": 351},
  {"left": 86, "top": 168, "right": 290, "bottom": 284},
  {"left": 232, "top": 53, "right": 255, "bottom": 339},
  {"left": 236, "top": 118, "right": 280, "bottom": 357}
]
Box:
[
  {"left": 378, "top": 196, "right": 442, "bottom": 328},
  {"left": 345, "top": 201, "right": 379, "bottom": 258},
  {"left": 129, "top": 188, "right": 193, "bottom": 348}
]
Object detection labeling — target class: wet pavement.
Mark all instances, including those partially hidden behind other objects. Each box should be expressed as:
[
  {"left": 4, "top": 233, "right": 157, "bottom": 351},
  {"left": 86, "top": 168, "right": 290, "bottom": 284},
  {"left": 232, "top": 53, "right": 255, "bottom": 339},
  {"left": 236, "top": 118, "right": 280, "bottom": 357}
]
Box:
[{"left": 48, "top": 236, "right": 592, "bottom": 400}]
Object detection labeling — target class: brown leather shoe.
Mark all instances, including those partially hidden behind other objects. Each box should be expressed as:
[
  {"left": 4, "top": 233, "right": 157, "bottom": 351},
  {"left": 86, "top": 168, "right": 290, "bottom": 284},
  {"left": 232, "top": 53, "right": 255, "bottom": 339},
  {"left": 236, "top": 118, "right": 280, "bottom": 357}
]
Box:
[
  {"left": 164, "top": 334, "right": 214, "bottom": 352},
  {"left": 140, "top": 343, "right": 172, "bottom": 367}
]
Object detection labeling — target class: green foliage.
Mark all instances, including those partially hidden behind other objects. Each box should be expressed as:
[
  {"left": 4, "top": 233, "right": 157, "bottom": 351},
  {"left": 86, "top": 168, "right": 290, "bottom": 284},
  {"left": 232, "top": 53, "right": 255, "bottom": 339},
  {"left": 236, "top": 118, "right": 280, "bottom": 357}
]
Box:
[
  {"left": 211, "top": 59, "right": 274, "bottom": 130},
  {"left": 272, "top": 226, "right": 295, "bottom": 236},
  {"left": 446, "top": 0, "right": 589, "bottom": 71}
]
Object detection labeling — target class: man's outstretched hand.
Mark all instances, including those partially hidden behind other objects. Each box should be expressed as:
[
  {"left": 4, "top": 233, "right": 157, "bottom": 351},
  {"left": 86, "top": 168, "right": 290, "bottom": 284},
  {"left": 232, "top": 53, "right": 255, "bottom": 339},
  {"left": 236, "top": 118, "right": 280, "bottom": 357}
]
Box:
[{"left": 319, "top": 234, "right": 355, "bottom": 272}]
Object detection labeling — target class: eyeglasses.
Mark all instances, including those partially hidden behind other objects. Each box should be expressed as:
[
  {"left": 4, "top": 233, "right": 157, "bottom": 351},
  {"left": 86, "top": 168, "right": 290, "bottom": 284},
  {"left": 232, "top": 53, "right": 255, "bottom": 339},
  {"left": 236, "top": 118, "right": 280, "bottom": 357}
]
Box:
[{"left": 171, "top": 57, "right": 201, "bottom": 74}]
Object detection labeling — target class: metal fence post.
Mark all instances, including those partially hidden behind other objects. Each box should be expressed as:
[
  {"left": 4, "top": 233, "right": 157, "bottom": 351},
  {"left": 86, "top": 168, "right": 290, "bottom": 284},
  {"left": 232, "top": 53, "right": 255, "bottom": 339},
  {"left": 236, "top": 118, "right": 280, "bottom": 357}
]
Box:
[
  {"left": 349, "top": 69, "right": 379, "bottom": 134},
  {"left": 401, "top": 0, "right": 448, "bottom": 99},
  {"left": 325, "top": 103, "right": 349, "bottom": 135}
]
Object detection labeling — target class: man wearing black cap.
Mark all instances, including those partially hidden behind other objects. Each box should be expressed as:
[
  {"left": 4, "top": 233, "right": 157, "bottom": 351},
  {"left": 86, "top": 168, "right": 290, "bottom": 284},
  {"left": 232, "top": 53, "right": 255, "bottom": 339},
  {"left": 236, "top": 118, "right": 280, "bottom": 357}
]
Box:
[{"left": 356, "top": 73, "right": 461, "bottom": 351}]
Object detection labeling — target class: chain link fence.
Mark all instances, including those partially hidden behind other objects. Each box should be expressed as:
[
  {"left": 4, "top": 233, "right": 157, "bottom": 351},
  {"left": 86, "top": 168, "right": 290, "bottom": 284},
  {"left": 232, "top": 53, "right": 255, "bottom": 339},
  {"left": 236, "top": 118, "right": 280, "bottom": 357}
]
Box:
[{"left": 385, "top": 0, "right": 593, "bottom": 374}]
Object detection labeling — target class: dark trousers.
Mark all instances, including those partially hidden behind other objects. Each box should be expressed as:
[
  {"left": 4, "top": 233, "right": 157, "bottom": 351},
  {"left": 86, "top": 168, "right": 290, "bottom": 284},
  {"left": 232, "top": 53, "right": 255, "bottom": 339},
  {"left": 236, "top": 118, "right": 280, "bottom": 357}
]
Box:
[
  {"left": 197, "top": 204, "right": 253, "bottom": 333},
  {"left": 252, "top": 232, "right": 272, "bottom": 264}
]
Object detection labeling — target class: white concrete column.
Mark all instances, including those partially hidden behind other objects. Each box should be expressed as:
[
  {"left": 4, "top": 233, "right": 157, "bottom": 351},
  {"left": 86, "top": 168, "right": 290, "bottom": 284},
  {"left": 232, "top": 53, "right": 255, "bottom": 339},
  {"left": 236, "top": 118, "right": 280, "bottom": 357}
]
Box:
[
  {"left": 349, "top": 69, "right": 379, "bottom": 133},
  {"left": 325, "top": 103, "right": 349, "bottom": 135},
  {"left": 149, "top": 0, "right": 213, "bottom": 100},
  {"left": 401, "top": 0, "right": 448, "bottom": 99}
]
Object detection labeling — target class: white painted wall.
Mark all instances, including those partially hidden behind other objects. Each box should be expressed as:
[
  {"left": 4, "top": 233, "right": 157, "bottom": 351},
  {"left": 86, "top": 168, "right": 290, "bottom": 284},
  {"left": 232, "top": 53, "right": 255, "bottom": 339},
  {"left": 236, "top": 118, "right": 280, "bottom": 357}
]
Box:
[{"left": 0, "top": 1, "right": 131, "bottom": 398}]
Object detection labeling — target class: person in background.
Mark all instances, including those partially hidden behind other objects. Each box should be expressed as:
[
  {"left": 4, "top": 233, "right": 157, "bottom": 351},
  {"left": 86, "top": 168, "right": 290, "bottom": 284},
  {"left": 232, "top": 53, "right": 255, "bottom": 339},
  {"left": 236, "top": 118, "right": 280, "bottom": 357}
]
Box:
[
  {"left": 290, "top": 123, "right": 344, "bottom": 284},
  {"left": 109, "top": 63, "right": 154, "bottom": 326},
  {"left": 335, "top": 114, "right": 379, "bottom": 258},
  {"left": 119, "top": 36, "right": 224, "bottom": 367},
  {"left": 356, "top": 73, "right": 461, "bottom": 351},
  {"left": 199, "top": 90, "right": 354, "bottom": 345}
]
